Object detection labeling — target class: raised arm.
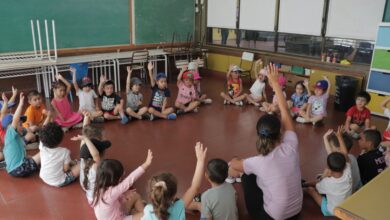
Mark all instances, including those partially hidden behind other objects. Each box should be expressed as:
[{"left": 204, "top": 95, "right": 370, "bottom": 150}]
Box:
[
  {"left": 182, "top": 142, "right": 207, "bottom": 208},
  {"left": 381, "top": 97, "right": 390, "bottom": 111},
  {"left": 126, "top": 66, "right": 132, "bottom": 94},
  {"left": 70, "top": 67, "right": 80, "bottom": 92},
  {"left": 56, "top": 73, "right": 72, "bottom": 95},
  {"left": 323, "top": 129, "right": 335, "bottom": 154},
  {"left": 1, "top": 93, "right": 8, "bottom": 121},
  {"left": 267, "top": 64, "right": 294, "bottom": 131},
  {"left": 177, "top": 66, "right": 187, "bottom": 86},
  {"left": 336, "top": 126, "right": 350, "bottom": 162},
  {"left": 71, "top": 135, "right": 101, "bottom": 163},
  {"left": 9, "top": 86, "right": 18, "bottom": 104},
  {"left": 12, "top": 93, "right": 25, "bottom": 129},
  {"left": 226, "top": 65, "right": 234, "bottom": 80},
  {"left": 323, "top": 76, "right": 330, "bottom": 96},
  {"left": 303, "top": 80, "right": 312, "bottom": 97},
  {"left": 98, "top": 75, "right": 106, "bottom": 96},
  {"left": 147, "top": 62, "right": 155, "bottom": 87}
]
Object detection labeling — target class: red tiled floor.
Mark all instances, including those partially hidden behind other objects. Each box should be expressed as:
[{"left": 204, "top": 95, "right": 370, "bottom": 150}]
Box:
[{"left": 0, "top": 69, "right": 387, "bottom": 220}]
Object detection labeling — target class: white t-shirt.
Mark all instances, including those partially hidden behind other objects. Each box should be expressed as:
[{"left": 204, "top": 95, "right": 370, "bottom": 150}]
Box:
[
  {"left": 39, "top": 142, "right": 71, "bottom": 186},
  {"left": 77, "top": 89, "right": 97, "bottom": 111},
  {"left": 384, "top": 108, "right": 390, "bottom": 129},
  {"left": 249, "top": 80, "right": 266, "bottom": 99},
  {"left": 348, "top": 154, "right": 361, "bottom": 192},
  {"left": 316, "top": 163, "right": 352, "bottom": 215},
  {"left": 80, "top": 159, "right": 97, "bottom": 205}
]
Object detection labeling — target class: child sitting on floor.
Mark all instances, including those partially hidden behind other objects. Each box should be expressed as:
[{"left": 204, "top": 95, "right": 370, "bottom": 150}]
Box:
[
  {"left": 51, "top": 73, "right": 83, "bottom": 131},
  {"left": 220, "top": 65, "right": 247, "bottom": 106},
  {"left": 188, "top": 60, "right": 213, "bottom": 104},
  {"left": 246, "top": 68, "right": 268, "bottom": 107},
  {"left": 357, "top": 129, "right": 387, "bottom": 185},
  {"left": 288, "top": 80, "right": 311, "bottom": 117},
  {"left": 323, "top": 127, "right": 361, "bottom": 192},
  {"left": 142, "top": 142, "right": 206, "bottom": 220},
  {"left": 125, "top": 66, "right": 148, "bottom": 120},
  {"left": 381, "top": 97, "right": 390, "bottom": 165},
  {"left": 71, "top": 67, "right": 104, "bottom": 123},
  {"left": 147, "top": 62, "right": 176, "bottom": 120},
  {"left": 297, "top": 76, "right": 330, "bottom": 126},
  {"left": 2, "top": 93, "right": 41, "bottom": 177},
  {"left": 188, "top": 158, "right": 238, "bottom": 220},
  {"left": 260, "top": 75, "right": 287, "bottom": 114},
  {"left": 92, "top": 150, "right": 153, "bottom": 220},
  {"left": 175, "top": 67, "right": 200, "bottom": 115},
  {"left": 98, "top": 75, "right": 128, "bottom": 124},
  {"left": 0, "top": 86, "right": 17, "bottom": 112},
  {"left": 305, "top": 127, "right": 352, "bottom": 216},
  {"left": 23, "top": 90, "right": 51, "bottom": 133},
  {"left": 345, "top": 91, "right": 375, "bottom": 139},
  {"left": 39, "top": 122, "right": 80, "bottom": 187}
]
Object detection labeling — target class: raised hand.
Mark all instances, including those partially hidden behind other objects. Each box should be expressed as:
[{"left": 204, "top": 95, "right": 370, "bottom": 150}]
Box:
[
  {"left": 126, "top": 66, "right": 132, "bottom": 73},
  {"left": 70, "top": 67, "right": 76, "bottom": 74},
  {"left": 55, "top": 73, "right": 64, "bottom": 81},
  {"left": 142, "top": 149, "right": 153, "bottom": 170},
  {"left": 70, "top": 134, "right": 85, "bottom": 141},
  {"left": 336, "top": 125, "right": 344, "bottom": 138},
  {"left": 323, "top": 129, "right": 334, "bottom": 138},
  {"left": 2, "top": 93, "right": 8, "bottom": 103},
  {"left": 19, "top": 92, "right": 25, "bottom": 103},
  {"left": 147, "top": 62, "right": 154, "bottom": 71},
  {"left": 266, "top": 63, "right": 279, "bottom": 86},
  {"left": 11, "top": 86, "right": 17, "bottom": 96},
  {"left": 195, "top": 142, "right": 207, "bottom": 162},
  {"left": 100, "top": 74, "right": 106, "bottom": 83}
]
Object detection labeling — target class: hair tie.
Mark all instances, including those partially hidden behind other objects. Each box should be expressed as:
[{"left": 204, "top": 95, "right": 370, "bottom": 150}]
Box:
[
  {"left": 154, "top": 181, "right": 167, "bottom": 190},
  {"left": 259, "top": 128, "right": 271, "bottom": 137}
]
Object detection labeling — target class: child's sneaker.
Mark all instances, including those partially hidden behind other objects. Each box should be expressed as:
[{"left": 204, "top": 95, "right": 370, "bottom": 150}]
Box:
[
  {"left": 235, "top": 101, "right": 243, "bottom": 106},
  {"left": 120, "top": 116, "right": 129, "bottom": 124},
  {"left": 62, "top": 127, "right": 69, "bottom": 132},
  {"left": 225, "top": 176, "right": 236, "bottom": 184},
  {"left": 202, "top": 98, "right": 213, "bottom": 104},
  {"left": 223, "top": 100, "right": 229, "bottom": 105},
  {"left": 167, "top": 113, "right": 177, "bottom": 120},
  {"left": 176, "top": 109, "right": 185, "bottom": 115},
  {"left": 254, "top": 103, "right": 260, "bottom": 107},
  {"left": 92, "top": 116, "right": 104, "bottom": 123},
  {"left": 296, "top": 117, "right": 308, "bottom": 123},
  {"left": 235, "top": 177, "right": 242, "bottom": 183}
]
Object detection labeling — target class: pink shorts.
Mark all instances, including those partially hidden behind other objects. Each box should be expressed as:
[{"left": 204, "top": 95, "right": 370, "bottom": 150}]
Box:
[{"left": 291, "top": 107, "right": 300, "bottom": 114}]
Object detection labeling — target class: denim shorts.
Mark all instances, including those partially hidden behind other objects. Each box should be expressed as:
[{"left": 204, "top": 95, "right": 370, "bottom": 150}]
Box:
[
  {"left": 9, "top": 158, "right": 38, "bottom": 177},
  {"left": 58, "top": 171, "right": 77, "bottom": 187}
]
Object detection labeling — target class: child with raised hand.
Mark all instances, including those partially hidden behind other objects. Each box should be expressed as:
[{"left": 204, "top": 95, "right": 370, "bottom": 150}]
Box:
[
  {"left": 246, "top": 68, "right": 268, "bottom": 107},
  {"left": 0, "top": 86, "right": 18, "bottom": 111},
  {"left": 23, "top": 90, "right": 51, "bottom": 133},
  {"left": 92, "top": 149, "right": 153, "bottom": 220},
  {"left": 345, "top": 91, "right": 375, "bottom": 139},
  {"left": 288, "top": 80, "right": 311, "bottom": 117},
  {"left": 71, "top": 67, "right": 104, "bottom": 123},
  {"left": 259, "top": 75, "right": 287, "bottom": 114},
  {"left": 323, "top": 127, "right": 361, "bottom": 192},
  {"left": 147, "top": 62, "right": 176, "bottom": 120},
  {"left": 305, "top": 126, "right": 352, "bottom": 216},
  {"left": 175, "top": 66, "right": 201, "bottom": 115},
  {"left": 188, "top": 60, "right": 212, "bottom": 104},
  {"left": 71, "top": 132, "right": 111, "bottom": 204},
  {"left": 220, "top": 65, "right": 247, "bottom": 106},
  {"left": 126, "top": 66, "right": 148, "bottom": 120},
  {"left": 2, "top": 93, "right": 41, "bottom": 177},
  {"left": 188, "top": 158, "right": 238, "bottom": 220},
  {"left": 38, "top": 122, "right": 80, "bottom": 187},
  {"left": 228, "top": 64, "right": 302, "bottom": 220},
  {"left": 142, "top": 142, "right": 207, "bottom": 220},
  {"left": 51, "top": 73, "right": 83, "bottom": 131},
  {"left": 297, "top": 76, "right": 330, "bottom": 126},
  {"left": 98, "top": 75, "right": 128, "bottom": 124},
  {"left": 381, "top": 97, "right": 390, "bottom": 141}
]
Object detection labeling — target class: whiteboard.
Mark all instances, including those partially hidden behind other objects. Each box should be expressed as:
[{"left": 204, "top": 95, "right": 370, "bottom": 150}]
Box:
[
  {"left": 278, "top": 0, "right": 324, "bottom": 36},
  {"left": 326, "top": 0, "right": 386, "bottom": 40},
  {"left": 207, "top": 0, "right": 237, "bottom": 29},
  {"left": 239, "top": 0, "right": 276, "bottom": 32}
]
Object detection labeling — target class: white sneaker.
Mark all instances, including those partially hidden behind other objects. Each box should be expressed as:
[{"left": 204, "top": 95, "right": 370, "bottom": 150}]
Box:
[
  {"left": 235, "top": 101, "right": 243, "bottom": 106},
  {"left": 202, "top": 98, "right": 213, "bottom": 104},
  {"left": 193, "top": 108, "right": 199, "bottom": 113},
  {"left": 225, "top": 176, "right": 236, "bottom": 184},
  {"left": 254, "top": 103, "right": 260, "bottom": 107},
  {"left": 235, "top": 177, "right": 242, "bottom": 183},
  {"left": 223, "top": 100, "right": 228, "bottom": 105},
  {"left": 296, "top": 117, "right": 308, "bottom": 123},
  {"left": 62, "top": 127, "right": 70, "bottom": 132},
  {"left": 72, "top": 122, "right": 83, "bottom": 129}
]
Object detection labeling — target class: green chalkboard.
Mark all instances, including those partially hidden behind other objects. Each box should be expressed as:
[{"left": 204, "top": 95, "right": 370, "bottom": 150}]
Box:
[
  {"left": 384, "top": 0, "right": 390, "bottom": 22},
  {"left": 134, "top": 0, "right": 195, "bottom": 44},
  {"left": 0, "top": 0, "right": 130, "bottom": 52}
]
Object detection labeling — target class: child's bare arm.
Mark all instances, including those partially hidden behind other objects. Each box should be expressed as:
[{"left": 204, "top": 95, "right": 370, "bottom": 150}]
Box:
[
  {"left": 380, "top": 97, "right": 390, "bottom": 111},
  {"left": 63, "top": 162, "right": 70, "bottom": 172},
  {"left": 303, "top": 80, "right": 312, "bottom": 96},
  {"left": 162, "top": 98, "right": 168, "bottom": 112},
  {"left": 126, "top": 66, "right": 132, "bottom": 94},
  {"left": 12, "top": 93, "right": 25, "bottom": 129},
  {"left": 141, "top": 149, "right": 153, "bottom": 171},
  {"left": 323, "top": 76, "right": 330, "bottom": 96},
  {"left": 98, "top": 75, "right": 106, "bottom": 96},
  {"left": 345, "top": 116, "right": 352, "bottom": 133},
  {"left": 147, "top": 62, "right": 155, "bottom": 87},
  {"left": 71, "top": 135, "right": 101, "bottom": 163},
  {"left": 323, "top": 129, "right": 334, "bottom": 155},
  {"left": 226, "top": 65, "right": 234, "bottom": 79},
  {"left": 182, "top": 142, "right": 207, "bottom": 208},
  {"left": 177, "top": 66, "right": 187, "bottom": 86},
  {"left": 56, "top": 73, "right": 72, "bottom": 95},
  {"left": 364, "top": 118, "right": 371, "bottom": 130},
  {"left": 51, "top": 103, "right": 64, "bottom": 121},
  {"left": 0, "top": 93, "right": 8, "bottom": 121},
  {"left": 336, "top": 126, "right": 350, "bottom": 162},
  {"left": 70, "top": 67, "right": 80, "bottom": 92},
  {"left": 9, "top": 86, "right": 17, "bottom": 104},
  {"left": 229, "top": 157, "right": 244, "bottom": 173}
]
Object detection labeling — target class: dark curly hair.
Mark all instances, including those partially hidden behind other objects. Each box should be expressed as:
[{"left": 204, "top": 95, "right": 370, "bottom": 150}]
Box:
[{"left": 39, "top": 122, "right": 64, "bottom": 148}]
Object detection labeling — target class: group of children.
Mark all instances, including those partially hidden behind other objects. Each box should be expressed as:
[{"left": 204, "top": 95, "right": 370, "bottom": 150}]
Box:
[{"left": 0, "top": 59, "right": 390, "bottom": 219}]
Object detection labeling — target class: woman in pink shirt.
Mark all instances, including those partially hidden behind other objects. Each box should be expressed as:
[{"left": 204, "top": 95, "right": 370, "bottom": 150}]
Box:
[
  {"left": 92, "top": 150, "right": 153, "bottom": 220},
  {"left": 175, "top": 66, "right": 201, "bottom": 115},
  {"left": 229, "top": 64, "right": 303, "bottom": 220}
]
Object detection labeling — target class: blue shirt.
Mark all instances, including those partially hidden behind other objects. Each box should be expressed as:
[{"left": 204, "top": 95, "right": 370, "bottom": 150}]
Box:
[
  {"left": 4, "top": 127, "right": 26, "bottom": 173},
  {"left": 291, "top": 92, "right": 309, "bottom": 108},
  {"left": 142, "top": 199, "right": 185, "bottom": 220}
]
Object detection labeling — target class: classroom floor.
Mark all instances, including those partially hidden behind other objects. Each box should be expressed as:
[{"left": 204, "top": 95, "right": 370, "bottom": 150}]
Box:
[{"left": 0, "top": 69, "right": 387, "bottom": 220}]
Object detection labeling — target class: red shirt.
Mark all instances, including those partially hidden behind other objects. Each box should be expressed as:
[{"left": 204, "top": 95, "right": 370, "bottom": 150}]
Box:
[
  {"left": 346, "top": 106, "right": 371, "bottom": 126},
  {"left": 0, "top": 127, "right": 5, "bottom": 145}
]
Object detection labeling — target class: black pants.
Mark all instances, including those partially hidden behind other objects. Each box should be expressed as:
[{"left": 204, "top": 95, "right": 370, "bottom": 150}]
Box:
[{"left": 242, "top": 174, "right": 300, "bottom": 220}]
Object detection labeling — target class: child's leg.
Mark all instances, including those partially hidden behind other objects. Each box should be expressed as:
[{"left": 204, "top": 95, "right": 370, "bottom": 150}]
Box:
[
  {"left": 122, "top": 190, "right": 145, "bottom": 215},
  {"left": 305, "top": 187, "right": 323, "bottom": 207},
  {"left": 0, "top": 152, "right": 4, "bottom": 161},
  {"left": 114, "top": 102, "right": 126, "bottom": 118},
  {"left": 260, "top": 102, "right": 271, "bottom": 112},
  {"left": 126, "top": 107, "right": 142, "bottom": 119},
  {"left": 247, "top": 94, "right": 262, "bottom": 106},
  {"left": 103, "top": 111, "right": 121, "bottom": 120},
  {"left": 91, "top": 110, "right": 103, "bottom": 119},
  {"left": 350, "top": 123, "right": 361, "bottom": 133},
  {"left": 269, "top": 104, "right": 280, "bottom": 113},
  {"left": 232, "top": 94, "right": 247, "bottom": 102},
  {"left": 162, "top": 107, "right": 174, "bottom": 115},
  {"left": 137, "top": 107, "right": 148, "bottom": 117},
  {"left": 175, "top": 102, "right": 186, "bottom": 110},
  {"left": 31, "top": 152, "right": 41, "bottom": 165},
  {"left": 220, "top": 92, "right": 234, "bottom": 104},
  {"left": 148, "top": 107, "right": 168, "bottom": 119},
  {"left": 70, "top": 163, "right": 80, "bottom": 177},
  {"left": 185, "top": 101, "right": 201, "bottom": 112},
  {"left": 199, "top": 94, "right": 207, "bottom": 102}
]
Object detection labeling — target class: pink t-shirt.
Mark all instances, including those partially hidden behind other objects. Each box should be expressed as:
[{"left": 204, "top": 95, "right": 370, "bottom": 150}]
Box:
[
  {"left": 93, "top": 166, "right": 145, "bottom": 220},
  {"left": 176, "top": 82, "right": 197, "bottom": 104},
  {"left": 243, "top": 131, "right": 303, "bottom": 220},
  {"left": 308, "top": 93, "right": 329, "bottom": 116}
]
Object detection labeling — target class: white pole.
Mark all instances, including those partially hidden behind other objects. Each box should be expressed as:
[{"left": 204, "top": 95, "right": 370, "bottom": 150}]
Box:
[
  {"left": 51, "top": 20, "right": 57, "bottom": 60},
  {"left": 31, "top": 20, "right": 37, "bottom": 57},
  {"left": 36, "top": 20, "right": 44, "bottom": 59},
  {"left": 44, "top": 20, "right": 52, "bottom": 61}
]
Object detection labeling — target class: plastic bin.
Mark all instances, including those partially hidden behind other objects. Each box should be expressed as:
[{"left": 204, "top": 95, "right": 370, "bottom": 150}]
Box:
[{"left": 334, "top": 75, "right": 358, "bottom": 112}]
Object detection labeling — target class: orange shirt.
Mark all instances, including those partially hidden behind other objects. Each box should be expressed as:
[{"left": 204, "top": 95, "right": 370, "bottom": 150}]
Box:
[{"left": 23, "top": 105, "right": 45, "bottom": 128}]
